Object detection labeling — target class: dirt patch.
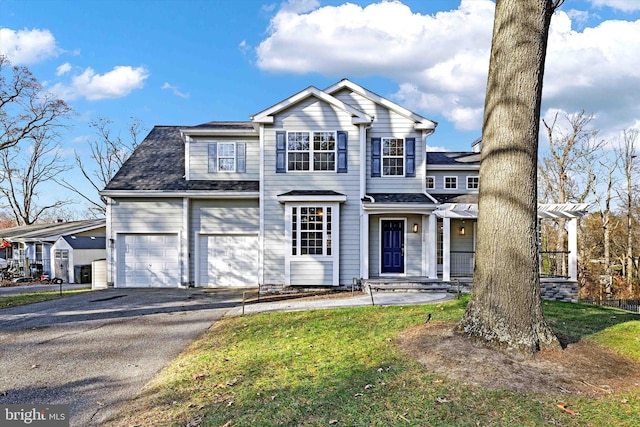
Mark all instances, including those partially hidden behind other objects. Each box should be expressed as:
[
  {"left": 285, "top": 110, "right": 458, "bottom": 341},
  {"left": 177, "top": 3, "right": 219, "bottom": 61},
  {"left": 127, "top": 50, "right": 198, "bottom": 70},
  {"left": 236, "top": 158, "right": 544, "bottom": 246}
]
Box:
[{"left": 397, "top": 321, "right": 640, "bottom": 397}]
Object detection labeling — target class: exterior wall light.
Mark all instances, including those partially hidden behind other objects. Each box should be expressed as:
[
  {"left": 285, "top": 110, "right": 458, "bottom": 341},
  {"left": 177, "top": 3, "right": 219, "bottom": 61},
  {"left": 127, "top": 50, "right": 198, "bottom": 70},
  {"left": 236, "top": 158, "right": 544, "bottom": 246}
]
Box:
[
  {"left": 412, "top": 223, "right": 419, "bottom": 233},
  {"left": 459, "top": 226, "right": 465, "bottom": 236}
]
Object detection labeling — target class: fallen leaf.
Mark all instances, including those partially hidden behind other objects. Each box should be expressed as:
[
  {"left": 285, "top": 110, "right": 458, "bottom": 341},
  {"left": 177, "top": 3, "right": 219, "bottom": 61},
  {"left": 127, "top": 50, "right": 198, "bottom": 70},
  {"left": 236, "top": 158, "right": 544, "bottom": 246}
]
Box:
[
  {"left": 226, "top": 401, "right": 234, "bottom": 407},
  {"left": 329, "top": 420, "right": 338, "bottom": 425},
  {"left": 436, "top": 397, "right": 450, "bottom": 403},
  {"left": 354, "top": 393, "right": 363, "bottom": 397},
  {"left": 193, "top": 374, "right": 205, "bottom": 380},
  {"left": 364, "top": 384, "right": 374, "bottom": 390},
  {"left": 557, "top": 402, "right": 579, "bottom": 416}
]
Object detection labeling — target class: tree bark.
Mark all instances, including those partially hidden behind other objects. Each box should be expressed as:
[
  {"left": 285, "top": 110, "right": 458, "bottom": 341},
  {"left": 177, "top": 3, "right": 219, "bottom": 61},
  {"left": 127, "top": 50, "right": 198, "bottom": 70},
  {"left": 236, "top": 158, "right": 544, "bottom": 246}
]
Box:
[{"left": 457, "top": 0, "right": 561, "bottom": 354}]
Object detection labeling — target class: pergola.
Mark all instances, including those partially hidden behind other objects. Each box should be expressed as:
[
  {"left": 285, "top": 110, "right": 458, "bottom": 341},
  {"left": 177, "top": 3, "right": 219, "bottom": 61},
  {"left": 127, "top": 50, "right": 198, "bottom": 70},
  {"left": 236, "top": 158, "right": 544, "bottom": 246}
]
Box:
[{"left": 433, "top": 203, "right": 590, "bottom": 281}]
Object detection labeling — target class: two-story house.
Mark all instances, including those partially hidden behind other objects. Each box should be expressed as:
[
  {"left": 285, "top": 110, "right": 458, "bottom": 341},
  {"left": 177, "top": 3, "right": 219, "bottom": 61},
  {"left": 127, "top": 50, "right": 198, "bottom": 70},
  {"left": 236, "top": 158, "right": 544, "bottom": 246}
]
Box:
[{"left": 102, "top": 79, "right": 587, "bottom": 300}]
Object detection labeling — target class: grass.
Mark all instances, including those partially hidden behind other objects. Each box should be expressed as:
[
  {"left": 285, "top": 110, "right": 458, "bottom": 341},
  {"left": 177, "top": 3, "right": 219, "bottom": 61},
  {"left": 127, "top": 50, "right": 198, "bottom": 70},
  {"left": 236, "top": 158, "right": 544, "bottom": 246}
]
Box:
[
  {"left": 0, "top": 288, "right": 91, "bottom": 309},
  {"left": 109, "top": 296, "right": 640, "bottom": 427}
]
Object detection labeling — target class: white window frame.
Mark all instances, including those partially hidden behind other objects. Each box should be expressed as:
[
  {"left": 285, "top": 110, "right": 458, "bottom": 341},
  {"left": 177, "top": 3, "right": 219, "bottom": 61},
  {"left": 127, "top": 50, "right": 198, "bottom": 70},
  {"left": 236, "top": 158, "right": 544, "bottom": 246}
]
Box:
[
  {"left": 466, "top": 175, "right": 479, "bottom": 190},
  {"left": 283, "top": 202, "right": 341, "bottom": 286},
  {"left": 290, "top": 206, "right": 333, "bottom": 257},
  {"left": 287, "top": 131, "right": 336, "bottom": 172},
  {"left": 381, "top": 137, "right": 405, "bottom": 177},
  {"left": 444, "top": 176, "right": 458, "bottom": 189},
  {"left": 217, "top": 143, "right": 236, "bottom": 172},
  {"left": 426, "top": 176, "right": 435, "bottom": 190}
]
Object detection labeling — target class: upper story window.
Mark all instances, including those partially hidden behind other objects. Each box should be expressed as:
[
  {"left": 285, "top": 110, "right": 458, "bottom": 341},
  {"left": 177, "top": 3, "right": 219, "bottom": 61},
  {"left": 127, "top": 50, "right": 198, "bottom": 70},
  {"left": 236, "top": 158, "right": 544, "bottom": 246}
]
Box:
[
  {"left": 276, "top": 131, "right": 348, "bottom": 174},
  {"left": 426, "top": 176, "right": 435, "bottom": 190},
  {"left": 208, "top": 142, "right": 246, "bottom": 173},
  {"left": 467, "top": 176, "right": 479, "bottom": 190},
  {"left": 382, "top": 138, "right": 404, "bottom": 176},
  {"left": 371, "top": 137, "right": 415, "bottom": 178},
  {"left": 287, "top": 131, "right": 336, "bottom": 172},
  {"left": 445, "top": 176, "right": 458, "bottom": 189}
]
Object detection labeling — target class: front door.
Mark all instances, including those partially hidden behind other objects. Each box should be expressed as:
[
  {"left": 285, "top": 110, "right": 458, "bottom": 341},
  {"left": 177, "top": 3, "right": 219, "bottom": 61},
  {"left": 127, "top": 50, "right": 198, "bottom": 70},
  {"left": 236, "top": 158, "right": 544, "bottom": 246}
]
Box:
[{"left": 381, "top": 220, "right": 404, "bottom": 274}]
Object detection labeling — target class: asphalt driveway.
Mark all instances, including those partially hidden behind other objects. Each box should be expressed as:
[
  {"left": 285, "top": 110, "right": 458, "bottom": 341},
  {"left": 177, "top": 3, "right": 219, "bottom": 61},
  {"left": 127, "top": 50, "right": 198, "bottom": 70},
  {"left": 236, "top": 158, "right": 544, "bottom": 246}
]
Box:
[{"left": 0, "top": 288, "right": 244, "bottom": 426}]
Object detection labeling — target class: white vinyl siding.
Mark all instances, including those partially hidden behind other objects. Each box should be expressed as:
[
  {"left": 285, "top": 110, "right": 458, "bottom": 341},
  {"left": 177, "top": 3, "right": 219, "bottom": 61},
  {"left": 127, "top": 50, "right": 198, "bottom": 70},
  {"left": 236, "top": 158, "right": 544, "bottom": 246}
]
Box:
[
  {"left": 188, "top": 136, "right": 259, "bottom": 180},
  {"left": 110, "top": 198, "right": 184, "bottom": 287},
  {"left": 262, "top": 96, "right": 360, "bottom": 286},
  {"left": 331, "top": 89, "right": 424, "bottom": 193}
]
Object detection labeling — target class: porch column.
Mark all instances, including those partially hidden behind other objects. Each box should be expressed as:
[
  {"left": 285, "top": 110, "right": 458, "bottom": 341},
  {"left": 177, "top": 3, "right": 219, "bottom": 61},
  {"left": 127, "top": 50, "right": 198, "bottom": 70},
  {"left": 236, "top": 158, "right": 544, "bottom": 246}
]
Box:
[
  {"left": 568, "top": 217, "right": 578, "bottom": 281},
  {"left": 443, "top": 217, "right": 451, "bottom": 281},
  {"left": 427, "top": 214, "right": 438, "bottom": 278}
]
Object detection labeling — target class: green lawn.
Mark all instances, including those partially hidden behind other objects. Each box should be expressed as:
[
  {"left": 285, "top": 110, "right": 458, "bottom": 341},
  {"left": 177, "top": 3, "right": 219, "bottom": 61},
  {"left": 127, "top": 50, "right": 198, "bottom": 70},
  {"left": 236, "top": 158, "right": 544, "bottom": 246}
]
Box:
[
  {"left": 108, "top": 296, "right": 640, "bottom": 427},
  {"left": 0, "top": 288, "right": 91, "bottom": 309}
]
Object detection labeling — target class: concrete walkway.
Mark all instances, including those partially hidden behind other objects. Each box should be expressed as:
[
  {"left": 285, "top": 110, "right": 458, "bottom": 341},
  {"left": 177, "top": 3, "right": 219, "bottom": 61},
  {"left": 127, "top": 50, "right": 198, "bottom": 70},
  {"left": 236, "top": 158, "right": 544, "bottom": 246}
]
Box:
[{"left": 227, "top": 291, "right": 453, "bottom": 316}]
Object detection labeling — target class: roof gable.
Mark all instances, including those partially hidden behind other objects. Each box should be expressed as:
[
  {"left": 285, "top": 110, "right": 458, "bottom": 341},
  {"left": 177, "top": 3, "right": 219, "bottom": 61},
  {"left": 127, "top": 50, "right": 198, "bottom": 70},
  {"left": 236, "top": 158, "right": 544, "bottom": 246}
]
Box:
[
  {"left": 251, "top": 85, "right": 372, "bottom": 125},
  {"left": 325, "top": 79, "right": 437, "bottom": 131}
]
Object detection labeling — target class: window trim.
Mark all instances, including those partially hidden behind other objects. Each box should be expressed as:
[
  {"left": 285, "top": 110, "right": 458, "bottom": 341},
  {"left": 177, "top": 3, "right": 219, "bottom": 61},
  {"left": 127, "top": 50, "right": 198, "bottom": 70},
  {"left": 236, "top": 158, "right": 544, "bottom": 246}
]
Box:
[
  {"left": 466, "top": 175, "right": 479, "bottom": 190},
  {"left": 207, "top": 142, "right": 246, "bottom": 173},
  {"left": 381, "top": 137, "right": 405, "bottom": 177},
  {"left": 426, "top": 175, "right": 435, "bottom": 190},
  {"left": 217, "top": 142, "right": 236, "bottom": 173},
  {"left": 286, "top": 130, "right": 337, "bottom": 172},
  {"left": 290, "top": 206, "right": 333, "bottom": 257},
  {"left": 444, "top": 176, "right": 458, "bottom": 190}
]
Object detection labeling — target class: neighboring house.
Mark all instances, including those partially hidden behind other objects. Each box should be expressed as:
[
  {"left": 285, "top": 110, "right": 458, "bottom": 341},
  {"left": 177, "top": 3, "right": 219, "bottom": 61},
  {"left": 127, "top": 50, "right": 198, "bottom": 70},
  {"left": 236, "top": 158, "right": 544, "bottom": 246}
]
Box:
[
  {"left": 102, "top": 79, "right": 587, "bottom": 300},
  {"left": 51, "top": 235, "right": 107, "bottom": 283},
  {"left": 0, "top": 219, "right": 106, "bottom": 281}
]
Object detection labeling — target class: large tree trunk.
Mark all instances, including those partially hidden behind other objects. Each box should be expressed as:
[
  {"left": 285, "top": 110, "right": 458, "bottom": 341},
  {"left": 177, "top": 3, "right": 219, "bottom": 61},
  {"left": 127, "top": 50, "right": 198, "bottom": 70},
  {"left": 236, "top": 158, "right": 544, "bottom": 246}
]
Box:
[{"left": 457, "top": 0, "right": 561, "bottom": 354}]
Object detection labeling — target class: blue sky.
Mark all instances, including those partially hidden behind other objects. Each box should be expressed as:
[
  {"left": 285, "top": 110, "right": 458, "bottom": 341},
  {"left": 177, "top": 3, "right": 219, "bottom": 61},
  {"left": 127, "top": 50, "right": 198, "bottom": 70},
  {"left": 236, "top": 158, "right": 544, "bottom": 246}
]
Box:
[{"left": 1, "top": 0, "right": 640, "bottom": 216}]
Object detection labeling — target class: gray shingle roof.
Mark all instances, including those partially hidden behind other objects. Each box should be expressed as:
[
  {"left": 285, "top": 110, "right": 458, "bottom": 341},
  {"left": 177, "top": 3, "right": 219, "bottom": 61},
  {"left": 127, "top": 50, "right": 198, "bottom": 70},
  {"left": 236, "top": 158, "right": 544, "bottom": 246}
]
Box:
[
  {"left": 366, "top": 193, "right": 435, "bottom": 204},
  {"left": 186, "top": 121, "right": 255, "bottom": 130},
  {"left": 103, "top": 126, "right": 259, "bottom": 192},
  {"left": 0, "top": 219, "right": 106, "bottom": 242},
  {"left": 426, "top": 152, "right": 480, "bottom": 165}
]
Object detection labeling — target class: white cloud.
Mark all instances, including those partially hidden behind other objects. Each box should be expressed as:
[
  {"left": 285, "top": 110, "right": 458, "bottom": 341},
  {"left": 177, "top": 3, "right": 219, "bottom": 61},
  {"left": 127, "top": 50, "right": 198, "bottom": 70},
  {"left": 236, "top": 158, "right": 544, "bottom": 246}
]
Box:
[
  {"left": 51, "top": 66, "right": 149, "bottom": 101},
  {"left": 56, "top": 62, "right": 72, "bottom": 76},
  {"left": 589, "top": 0, "right": 640, "bottom": 12},
  {"left": 256, "top": 0, "right": 495, "bottom": 129},
  {"left": 161, "top": 82, "right": 190, "bottom": 99},
  {"left": 0, "top": 27, "right": 59, "bottom": 65},
  {"left": 256, "top": 0, "right": 640, "bottom": 136}
]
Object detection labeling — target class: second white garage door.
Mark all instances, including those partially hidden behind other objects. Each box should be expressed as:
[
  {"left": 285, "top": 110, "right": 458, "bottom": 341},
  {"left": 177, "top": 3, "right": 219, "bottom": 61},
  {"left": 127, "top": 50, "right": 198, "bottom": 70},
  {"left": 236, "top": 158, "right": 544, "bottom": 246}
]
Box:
[
  {"left": 118, "top": 234, "right": 180, "bottom": 287},
  {"left": 199, "top": 234, "right": 258, "bottom": 287}
]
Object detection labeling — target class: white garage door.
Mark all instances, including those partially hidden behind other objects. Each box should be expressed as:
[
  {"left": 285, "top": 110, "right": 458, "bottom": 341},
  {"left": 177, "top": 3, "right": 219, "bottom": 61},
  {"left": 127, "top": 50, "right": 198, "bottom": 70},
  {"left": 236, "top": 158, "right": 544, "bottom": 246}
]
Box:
[
  {"left": 118, "top": 234, "right": 180, "bottom": 287},
  {"left": 199, "top": 235, "right": 258, "bottom": 287}
]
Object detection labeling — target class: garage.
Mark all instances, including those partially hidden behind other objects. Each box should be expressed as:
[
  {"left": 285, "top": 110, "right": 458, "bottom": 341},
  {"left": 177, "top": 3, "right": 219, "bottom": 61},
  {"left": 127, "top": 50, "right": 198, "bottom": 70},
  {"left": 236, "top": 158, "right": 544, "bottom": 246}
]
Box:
[
  {"left": 118, "top": 234, "right": 180, "bottom": 287},
  {"left": 199, "top": 234, "right": 258, "bottom": 287}
]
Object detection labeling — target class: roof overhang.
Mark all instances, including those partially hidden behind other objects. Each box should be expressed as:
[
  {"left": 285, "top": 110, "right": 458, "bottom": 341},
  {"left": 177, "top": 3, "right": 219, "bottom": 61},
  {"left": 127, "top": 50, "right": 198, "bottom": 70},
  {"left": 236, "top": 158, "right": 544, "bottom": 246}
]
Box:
[
  {"left": 101, "top": 191, "right": 259, "bottom": 199},
  {"left": 325, "top": 79, "right": 437, "bottom": 131},
  {"left": 180, "top": 128, "right": 258, "bottom": 138},
  {"left": 251, "top": 86, "right": 373, "bottom": 126},
  {"left": 362, "top": 204, "right": 437, "bottom": 215},
  {"left": 276, "top": 193, "right": 347, "bottom": 203},
  {"left": 426, "top": 164, "right": 480, "bottom": 171}
]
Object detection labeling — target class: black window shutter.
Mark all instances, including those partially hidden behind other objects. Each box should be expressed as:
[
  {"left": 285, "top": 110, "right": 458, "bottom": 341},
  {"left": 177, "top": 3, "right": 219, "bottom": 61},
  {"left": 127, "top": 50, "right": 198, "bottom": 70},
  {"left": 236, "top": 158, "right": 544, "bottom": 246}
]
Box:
[
  {"left": 371, "top": 137, "right": 381, "bottom": 177},
  {"left": 405, "top": 137, "right": 416, "bottom": 177},
  {"left": 337, "top": 131, "right": 348, "bottom": 173},
  {"left": 208, "top": 143, "right": 218, "bottom": 173},
  {"left": 276, "top": 131, "right": 286, "bottom": 173},
  {"left": 236, "top": 143, "right": 246, "bottom": 173}
]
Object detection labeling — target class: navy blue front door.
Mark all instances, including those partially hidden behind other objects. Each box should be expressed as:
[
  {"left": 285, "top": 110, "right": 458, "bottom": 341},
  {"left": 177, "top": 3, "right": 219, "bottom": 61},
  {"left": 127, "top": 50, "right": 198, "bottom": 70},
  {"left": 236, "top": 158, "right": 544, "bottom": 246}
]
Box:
[{"left": 381, "top": 220, "right": 404, "bottom": 274}]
